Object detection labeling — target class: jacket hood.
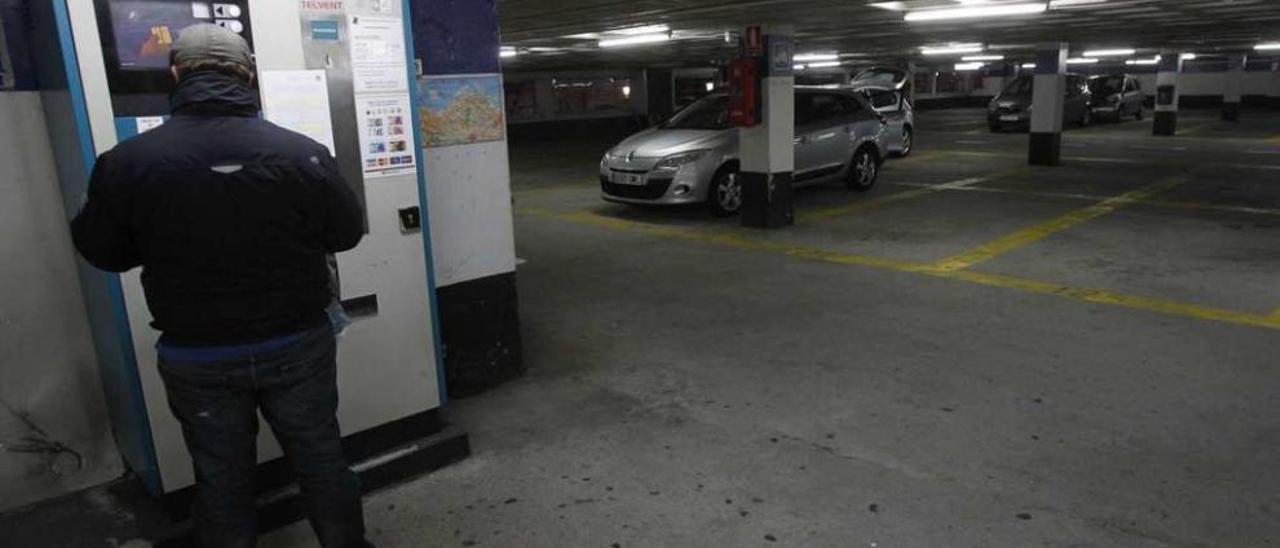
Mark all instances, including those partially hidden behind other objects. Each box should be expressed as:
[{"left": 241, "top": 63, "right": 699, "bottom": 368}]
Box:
[
  {"left": 170, "top": 71, "right": 260, "bottom": 117},
  {"left": 611, "top": 128, "right": 734, "bottom": 160}
]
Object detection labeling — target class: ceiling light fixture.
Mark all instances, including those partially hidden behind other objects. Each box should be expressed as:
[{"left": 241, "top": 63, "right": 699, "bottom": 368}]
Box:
[
  {"left": 611, "top": 24, "right": 670, "bottom": 36},
  {"left": 806, "top": 61, "right": 843, "bottom": 69},
  {"left": 500, "top": 47, "right": 518, "bottom": 58},
  {"left": 920, "top": 44, "right": 984, "bottom": 55},
  {"left": 1125, "top": 56, "right": 1160, "bottom": 66},
  {"left": 599, "top": 33, "right": 671, "bottom": 48},
  {"left": 905, "top": 2, "right": 1046, "bottom": 22},
  {"left": 1066, "top": 57, "right": 1099, "bottom": 64},
  {"left": 794, "top": 53, "right": 840, "bottom": 62},
  {"left": 1179, "top": 53, "right": 1197, "bottom": 60},
  {"left": 955, "top": 62, "right": 985, "bottom": 71},
  {"left": 1021, "top": 63, "right": 1037, "bottom": 69},
  {"left": 869, "top": 1, "right": 908, "bottom": 10},
  {"left": 962, "top": 54, "right": 1005, "bottom": 61},
  {"left": 1083, "top": 48, "right": 1136, "bottom": 57},
  {"left": 1255, "top": 43, "right": 1280, "bottom": 51}
]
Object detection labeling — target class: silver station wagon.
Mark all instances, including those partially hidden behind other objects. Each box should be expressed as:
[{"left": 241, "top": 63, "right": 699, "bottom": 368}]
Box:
[{"left": 600, "top": 88, "right": 890, "bottom": 216}]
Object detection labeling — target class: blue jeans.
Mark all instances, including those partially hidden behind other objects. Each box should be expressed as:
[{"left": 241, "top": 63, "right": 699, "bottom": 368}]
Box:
[{"left": 158, "top": 326, "right": 370, "bottom": 548}]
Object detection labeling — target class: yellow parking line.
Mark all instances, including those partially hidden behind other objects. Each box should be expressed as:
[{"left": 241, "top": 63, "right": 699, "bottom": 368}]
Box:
[
  {"left": 929, "top": 175, "right": 1189, "bottom": 272},
  {"left": 525, "top": 208, "right": 1280, "bottom": 331},
  {"left": 802, "top": 168, "right": 1029, "bottom": 225},
  {"left": 893, "top": 181, "right": 1280, "bottom": 218}
]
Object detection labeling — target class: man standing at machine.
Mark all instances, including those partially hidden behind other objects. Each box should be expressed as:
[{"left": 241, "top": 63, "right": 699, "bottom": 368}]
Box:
[{"left": 71, "top": 24, "right": 373, "bottom": 548}]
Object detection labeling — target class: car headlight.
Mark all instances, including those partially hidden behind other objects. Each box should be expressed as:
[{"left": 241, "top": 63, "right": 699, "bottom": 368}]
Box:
[{"left": 653, "top": 151, "right": 708, "bottom": 172}]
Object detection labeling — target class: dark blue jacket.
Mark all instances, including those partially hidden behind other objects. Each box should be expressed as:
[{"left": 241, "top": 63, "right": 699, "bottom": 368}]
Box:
[{"left": 72, "top": 71, "right": 364, "bottom": 347}]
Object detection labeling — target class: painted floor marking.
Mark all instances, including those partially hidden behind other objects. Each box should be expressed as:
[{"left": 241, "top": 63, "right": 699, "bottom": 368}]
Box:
[
  {"left": 929, "top": 175, "right": 1189, "bottom": 272},
  {"left": 802, "top": 169, "right": 1026, "bottom": 225},
  {"left": 520, "top": 207, "right": 1280, "bottom": 332},
  {"left": 889, "top": 182, "right": 1280, "bottom": 218}
]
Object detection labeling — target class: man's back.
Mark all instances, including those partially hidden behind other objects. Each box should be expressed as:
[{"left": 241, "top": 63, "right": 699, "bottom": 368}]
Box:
[{"left": 73, "top": 71, "right": 364, "bottom": 346}]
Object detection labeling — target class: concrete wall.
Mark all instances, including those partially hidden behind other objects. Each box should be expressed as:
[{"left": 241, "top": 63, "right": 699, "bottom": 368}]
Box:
[{"left": 0, "top": 92, "right": 121, "bottom": 512}]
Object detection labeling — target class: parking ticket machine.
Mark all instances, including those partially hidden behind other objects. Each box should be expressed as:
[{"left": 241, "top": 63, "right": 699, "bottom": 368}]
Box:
[{"left": 34, "top": 0, "right": 466, "bottom": 507}]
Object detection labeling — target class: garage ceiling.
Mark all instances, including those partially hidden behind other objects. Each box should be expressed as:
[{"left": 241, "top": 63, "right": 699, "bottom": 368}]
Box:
[{"left": 497, "top": 0, "right": 1280, "bottom": 70}]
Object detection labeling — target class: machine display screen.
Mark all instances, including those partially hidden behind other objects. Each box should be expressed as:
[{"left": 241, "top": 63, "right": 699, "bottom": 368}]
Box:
[{"left": 108, "top": 1, "right": 245, "bottom": 71}]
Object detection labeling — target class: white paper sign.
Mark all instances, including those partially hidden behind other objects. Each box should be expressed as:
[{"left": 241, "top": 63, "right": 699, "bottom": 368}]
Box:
[
  {"left": 348, "top": 15, "right": 406, "bottom": 68},
  {"left": 354, "top": 94, "right": 416, "bottom": 178},
  {"left": 259, "top": 70, "right": 338, "bottom": 156},
  {"left": 136, "top": 117, "right": 165, "bottom": 133}
]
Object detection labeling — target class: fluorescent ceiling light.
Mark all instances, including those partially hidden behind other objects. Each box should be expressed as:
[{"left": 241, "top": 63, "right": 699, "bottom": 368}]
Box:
[
  {"left": 1125, "top": 57, "right": 1159, "bottom": 66},
  {"left": 920, "top": 44, "right": 984, "bottom": 55},
  {"left": 565, "top": 32, "right": 601, "bottom": 40},
  {"left": 962, "top": 54, "right": 1004, "bottom": 61},
  {"left": 955, "top": 62, "right": 985, "bottom": 71},
  {"left": 599, "top": 33, "right": 671, "bottom": 48},
  {"left": 1066, "top": 57, "right": 1099, "bottom": 64},
  {"left": 869, "top": 1, "right": 908, "bottom": 10},
  {"left": 794, "top": 53, "right": 839, "bottom": 62},
  {"left": 1083, "top": 48, "right": 1136, "bottom": 57},
  {"left": 905, "top": 2, "right": 1046, "bottom": 22},
  {"left": 794, "top": 64, "right": 807, "bottom": 71},
  {"left": 1179, "top": 53, "right": 1196, "bottom": 60},
  {"left": 499, "top": 47, "right": 518, "bottom": 58},
  {"left": 527, "top": 47, "right": 562, "bottom": 53},
  {"left": 1021, "top": 63, "right": 1037, "bottom": 69},
  {"left": 611, "top": 24, "right": 670, "bottom": 36},
  {"left": 806, "top": 61, "right": 843, "bottom": 68},
  {"left": 705, "top": 82, "right": 715, "bottom": 92},
  {"left": 1255, "top": 43, "right": 1280, "bottom": 51}
]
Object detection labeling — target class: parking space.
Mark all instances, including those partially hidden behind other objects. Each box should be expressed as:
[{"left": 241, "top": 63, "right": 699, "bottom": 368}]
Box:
[{"left": 329, "top": 107, "right": 1270, "bottom": 547}]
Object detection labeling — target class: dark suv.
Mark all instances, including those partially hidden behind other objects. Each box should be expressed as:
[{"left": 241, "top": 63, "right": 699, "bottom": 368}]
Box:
[{"left": 987, "top": 74, "right": 1094, "bottom": 132}]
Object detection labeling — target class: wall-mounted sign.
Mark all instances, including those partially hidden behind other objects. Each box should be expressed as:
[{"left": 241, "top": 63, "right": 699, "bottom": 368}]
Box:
[
  {"left": 768, "top": 35, "right": 794, "bottom": 77},
  {"left": 260, "top": 70, "right": 338, "bottom": 156}
]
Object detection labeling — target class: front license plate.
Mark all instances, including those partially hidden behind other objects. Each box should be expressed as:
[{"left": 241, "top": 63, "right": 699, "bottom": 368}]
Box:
[
  {"left": 611, "top": 173, "right": 645, "bottom": 186},
  {"left": 999, "top": 114, "right": 1020, "bottom": 122}
]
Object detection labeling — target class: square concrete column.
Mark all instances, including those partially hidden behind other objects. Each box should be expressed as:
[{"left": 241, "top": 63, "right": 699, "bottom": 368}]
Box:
[
  {"left": 1153, "top": 52, "right": 1183, "bottom": 136},
  {"left": 1029, "top": 43, "right": 1067, "bottom": 166},
  {"left": 741, "top": 26, "right": 795, "bottom": 229},
  {"left": 1222, "top": 54, "right": 1245, "bottom": 121}
]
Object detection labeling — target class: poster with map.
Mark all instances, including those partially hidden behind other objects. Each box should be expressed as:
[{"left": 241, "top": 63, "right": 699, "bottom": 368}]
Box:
[{"left": 418, "top": 74, "right": 506, "bottom": 148}]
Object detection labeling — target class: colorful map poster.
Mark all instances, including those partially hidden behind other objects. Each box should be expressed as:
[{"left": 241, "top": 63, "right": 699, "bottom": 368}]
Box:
[{"left": 418, "top": 74, "right": 506, "bottom": 148}]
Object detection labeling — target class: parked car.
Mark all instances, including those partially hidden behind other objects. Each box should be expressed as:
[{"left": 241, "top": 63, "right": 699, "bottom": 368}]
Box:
[
  {"left": 1087, "top": 74, "right": 1146, "bottom": 122},
  {"left": 850, "top": 66, "right": 915, "bottom": 158},
  {"left": 988, "top": 74, "right": 1094, "bottom": 132},
  {"left": 600, "top": 88, "right": 890, "bottom": 216},
  {"left": 854, "top": 85, "right": 914, "bottom": 157}
]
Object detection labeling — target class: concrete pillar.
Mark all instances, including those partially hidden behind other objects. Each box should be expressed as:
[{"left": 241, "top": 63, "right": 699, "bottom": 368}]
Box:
[
  {"left": 1222, "top": 55, "right": 1245, "bottom": 121},
  {"left": 1029, "top": 43, "right": 1067, "bottom": 166},
  {"left": 1153, "top": 52, "right": 1183, "bottom": 136},
  {"left": 741, "top": 25, "right": 795, "bottom": 229}
]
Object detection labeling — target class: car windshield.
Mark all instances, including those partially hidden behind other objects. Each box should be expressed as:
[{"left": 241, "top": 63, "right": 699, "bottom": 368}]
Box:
[
  {"left": 1002, "top": 76, "right": 1033, "bottom": 96},
  {"left": 1089, "top": 76, "right": 1125, "bottom": 95},
  {"left": 662, "top": 95, "right": 730, "bottom": 130}
]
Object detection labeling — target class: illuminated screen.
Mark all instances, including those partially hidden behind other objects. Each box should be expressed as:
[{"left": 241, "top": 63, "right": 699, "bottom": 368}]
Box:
[{"left": 110, "top": 1, "right": 209, "bottom": 71}]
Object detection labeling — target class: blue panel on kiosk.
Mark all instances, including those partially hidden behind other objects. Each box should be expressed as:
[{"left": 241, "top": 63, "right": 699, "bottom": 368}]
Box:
[
  {"left": 402, "top": 0, "right": 448, "bottom": 403},
  {"left": 32, "top": 0, "right": 163, "bottom": 494}
]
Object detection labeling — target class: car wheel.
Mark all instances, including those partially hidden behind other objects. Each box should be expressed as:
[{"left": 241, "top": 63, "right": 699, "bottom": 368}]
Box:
[
  {"left": 708, "top": 169, "right": 743, "bottom": 217},
  {"left": 892, "top": 126, "right": 913, "bottom": 158},
  {"left": 846, "top": 148, "right": 879, "bottom": 192}
]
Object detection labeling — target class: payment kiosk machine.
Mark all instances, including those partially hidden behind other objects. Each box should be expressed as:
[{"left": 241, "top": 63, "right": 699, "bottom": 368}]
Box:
[{"left": 35, "top": 0, "right": 465, "bottom": 508}]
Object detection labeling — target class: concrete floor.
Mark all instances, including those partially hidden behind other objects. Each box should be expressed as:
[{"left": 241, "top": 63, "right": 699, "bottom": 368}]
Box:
[{"left": 263, "top": 109, "right": 1280, "bottom": 547}]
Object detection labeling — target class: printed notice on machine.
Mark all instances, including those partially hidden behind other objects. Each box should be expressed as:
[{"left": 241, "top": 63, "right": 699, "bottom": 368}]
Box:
[
  {"left": 260, "top": 70, "right": 338, "bottom": 156},
  {"left": 348, "top": 15, "right": 405, "bottom": 69},
  {"left": 355, "top": 94, "right": 416, "bottom": 178}
]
